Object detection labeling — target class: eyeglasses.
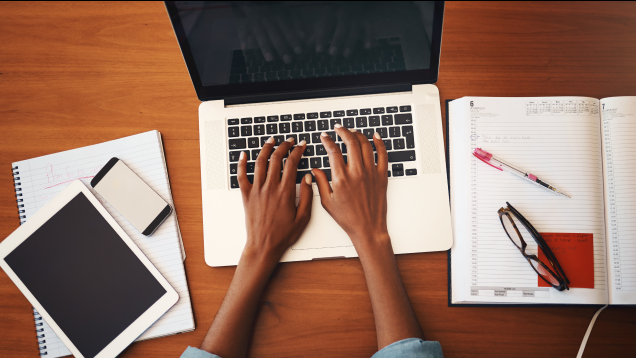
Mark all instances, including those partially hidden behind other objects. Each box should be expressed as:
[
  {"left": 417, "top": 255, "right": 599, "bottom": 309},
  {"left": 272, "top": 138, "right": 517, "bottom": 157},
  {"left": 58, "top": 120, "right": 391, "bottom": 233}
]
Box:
[{"left": 498, "top": 202, "right": 570, "bottom": 291}]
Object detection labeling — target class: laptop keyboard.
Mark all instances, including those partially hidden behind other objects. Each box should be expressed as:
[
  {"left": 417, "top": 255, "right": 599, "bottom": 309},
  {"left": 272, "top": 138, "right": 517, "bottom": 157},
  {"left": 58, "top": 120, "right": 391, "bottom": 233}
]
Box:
[{"left": 227, "top": 105, "right": 417, "bottom": 189}]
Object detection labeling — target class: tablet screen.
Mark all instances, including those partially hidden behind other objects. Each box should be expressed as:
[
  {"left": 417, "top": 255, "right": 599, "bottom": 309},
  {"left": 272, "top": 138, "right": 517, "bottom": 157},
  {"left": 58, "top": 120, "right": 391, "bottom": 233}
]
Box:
[{"left": 5, "top": 192, "right": 166, "bottom": 358}]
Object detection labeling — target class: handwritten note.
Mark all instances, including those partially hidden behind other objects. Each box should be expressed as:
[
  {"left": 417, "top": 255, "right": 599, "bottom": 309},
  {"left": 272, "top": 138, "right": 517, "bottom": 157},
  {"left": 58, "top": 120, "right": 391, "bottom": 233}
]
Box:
[{"left": 538, "top": 233, "right": 594, "bottom": 288}]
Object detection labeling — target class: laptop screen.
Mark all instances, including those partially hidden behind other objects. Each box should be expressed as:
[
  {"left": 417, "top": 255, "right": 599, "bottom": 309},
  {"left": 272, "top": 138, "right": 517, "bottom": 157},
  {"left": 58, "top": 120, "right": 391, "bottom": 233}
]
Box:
[{"left": 166, "top": 1, "right": 444, "bottom": 100}]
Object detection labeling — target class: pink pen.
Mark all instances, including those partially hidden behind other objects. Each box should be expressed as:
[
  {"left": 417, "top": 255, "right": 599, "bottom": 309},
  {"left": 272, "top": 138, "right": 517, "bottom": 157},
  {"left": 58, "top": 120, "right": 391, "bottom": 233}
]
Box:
[{"left": 473, "top": 148, "right": 571, "bottom": 198}]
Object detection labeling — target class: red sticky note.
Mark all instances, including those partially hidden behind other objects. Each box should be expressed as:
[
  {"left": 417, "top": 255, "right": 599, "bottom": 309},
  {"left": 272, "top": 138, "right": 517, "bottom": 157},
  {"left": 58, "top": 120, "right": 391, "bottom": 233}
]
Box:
[{"left": 537, "top": 233, "right": 594, "bottom": 289}]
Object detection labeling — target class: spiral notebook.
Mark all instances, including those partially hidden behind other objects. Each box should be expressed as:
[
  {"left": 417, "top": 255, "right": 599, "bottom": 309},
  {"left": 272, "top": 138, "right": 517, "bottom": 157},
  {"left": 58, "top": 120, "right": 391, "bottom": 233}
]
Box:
[{"left": 12, "top": 131, "right": 195, "bottom": 357}]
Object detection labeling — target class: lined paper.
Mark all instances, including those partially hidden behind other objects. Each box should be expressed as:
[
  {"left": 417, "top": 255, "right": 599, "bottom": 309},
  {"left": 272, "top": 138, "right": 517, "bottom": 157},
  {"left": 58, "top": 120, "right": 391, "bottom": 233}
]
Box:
[
  {"left": 12, "top": 131, "right": 194, "bottom": 357},
  {"left": 450, "top": 97, "right": 608, "bottom": 305},
  {"left": 601, "top": 97, "right": 636, "bottom": 304}
]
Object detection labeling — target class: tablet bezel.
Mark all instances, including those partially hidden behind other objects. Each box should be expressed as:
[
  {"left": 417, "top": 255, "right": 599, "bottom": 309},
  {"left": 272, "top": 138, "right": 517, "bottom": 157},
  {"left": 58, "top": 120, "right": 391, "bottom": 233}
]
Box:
[{"left": 0, "top": 180, "right": 179, "bottom": 358}]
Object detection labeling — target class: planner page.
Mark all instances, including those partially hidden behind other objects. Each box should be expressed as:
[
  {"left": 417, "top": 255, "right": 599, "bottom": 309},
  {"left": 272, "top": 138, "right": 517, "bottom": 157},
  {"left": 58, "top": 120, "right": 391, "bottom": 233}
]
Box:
[
  {"left": 601, "top": 96, "right": 636, "bottom": 305},
  {"left": 450, "top": 97, "right": 608, "bottom": 304},
  {"left": 12, "top": 131, "right": 194, "bottom": 358}
]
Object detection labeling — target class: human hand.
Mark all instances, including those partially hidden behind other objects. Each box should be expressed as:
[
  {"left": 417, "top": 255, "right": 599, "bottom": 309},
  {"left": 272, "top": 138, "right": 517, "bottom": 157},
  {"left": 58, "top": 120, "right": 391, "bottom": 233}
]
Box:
[
  {"left": 312, "top": 126, "right": 389, "bottom": 251},
  {"left": 237, "top": 137, "right": 313, "bottom": 261}
]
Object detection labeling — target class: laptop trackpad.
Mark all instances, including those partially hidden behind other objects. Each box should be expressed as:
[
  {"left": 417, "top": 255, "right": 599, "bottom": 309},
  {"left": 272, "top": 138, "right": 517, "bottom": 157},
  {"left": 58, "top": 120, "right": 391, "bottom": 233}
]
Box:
[{"left": 291, "top": 193, "right": 353, "bottom": 250}]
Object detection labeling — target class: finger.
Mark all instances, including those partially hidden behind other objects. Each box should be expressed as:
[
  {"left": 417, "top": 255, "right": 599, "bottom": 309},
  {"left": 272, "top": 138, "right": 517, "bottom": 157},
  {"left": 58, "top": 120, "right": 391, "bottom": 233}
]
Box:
[
  {"left": 373, "top": 132, "right": 388, "bottom": 174},
  {"left": 237, "top": 151, "right": 252, "bottom": 198},
  {"left": 329, "top": 9, "right": 350, "bottom": 56},
  {"left": 336, "top": 127, "right": 364, "bottom": 172},
  {"left": 254, "top": 136, "right": 275, "bottom": 187},
  {"left": 343, "top": 20, "right": 361, "bottom": 58},
  {"left": 261, "top": 17, "right": 293, "bottom": 64},
  {"left": 252, "top": 20, "right": 276, "bottom": 62},
  {"left": 282, "top": 139, "right": 306, "bottom": 186},
  {"left": 295, "top": 173, "right": 313, "bottom": 225},
  {"left": 312, "top": 168, "right": 333, "bottom": 204},
  {"left": 319, "top": 129, "right": 346, "bottom": 179},
  {"left": 266, "top": 138, "right": 294, "bottom": 184},
  {"left": 354, "top": 131, "right": 375, "bottom": 170},
  {"left": 315, "top": 14, "right": 335, "bottom": 53},
  {"left": 276, "top": 15, "right": 303, "bottom": 55},
  {"left": 292, "top": 16, "right": 306, "bottom": 41}
]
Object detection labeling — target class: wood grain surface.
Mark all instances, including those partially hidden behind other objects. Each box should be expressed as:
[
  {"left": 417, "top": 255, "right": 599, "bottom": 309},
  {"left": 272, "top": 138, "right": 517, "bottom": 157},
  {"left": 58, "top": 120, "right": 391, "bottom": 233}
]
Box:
[{"left": 1, "top": 2, "right": 636, "bottom": 357}]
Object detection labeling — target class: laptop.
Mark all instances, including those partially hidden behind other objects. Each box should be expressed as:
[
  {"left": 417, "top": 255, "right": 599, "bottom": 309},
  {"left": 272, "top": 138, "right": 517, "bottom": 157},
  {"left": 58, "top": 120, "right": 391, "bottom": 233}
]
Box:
[{"left": 165, "top": 1, "right": 453, "bottom": 266}]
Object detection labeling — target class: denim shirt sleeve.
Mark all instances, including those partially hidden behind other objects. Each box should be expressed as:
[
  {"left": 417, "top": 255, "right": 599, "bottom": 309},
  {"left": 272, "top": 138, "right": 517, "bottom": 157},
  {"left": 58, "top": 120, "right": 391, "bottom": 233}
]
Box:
[
  {"left": 180, "top": 346, "right": 223, "bottom": 358},
  {"left": 372, "top": 338, "right": 444, "bottom": 358}
]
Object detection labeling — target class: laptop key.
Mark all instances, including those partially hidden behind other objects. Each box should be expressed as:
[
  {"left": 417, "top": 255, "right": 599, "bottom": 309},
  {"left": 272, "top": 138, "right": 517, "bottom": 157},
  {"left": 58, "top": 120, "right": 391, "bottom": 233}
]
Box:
[
  {"left": 252, "top": 149, "right": 261, "bottom": 160},
  {"left": 377, "top": 127, "right": 388, "bottom": 138},
  {"left": 307, "top": 112, "right": 319, "bottom": 119},
  {"left": 381, "top": 115, "right": 393, "bottom": 125},
  {"left": 294, "top": 113, "right": 305, "bottom": 120},
  {"left": 279, "top": 123, "right": 290, "bottom": 133},
  {"left": 369, "top": 116, "right": 381, "bottom": 126},
  {"left": 230, "top": 163, "right": 237, "bottom": 175},
  {"left": 281, "top": 114, "right": 292, "bottom": 121},
  {"left": 254, "top": 116, "right": 266, "bottom": 123},
  {"left": 356, "top": 117, "right": 367, "bottom": 127},
  {"left": 360, "top": 108, "right": 371, "bottom": 115},
  {"left": 296, "top": 170, "right": 314, "bottom": 184},
  {"left": 318, "top": 120, "right": 329, "bottom": 130},
  {"left": 267, "top": 115, "right": 279, "bottom": 122},
  {"left": 399, "top": 105, "right": 411, "bottom": 112},
  {"left": 373, "top": 107, "right": 385, "bottom": 114},
  {"left": 230, "top": 176, "right": 239, "bottom": 188},
  {"left": 394, "top": 113, "right": 413, "bottom": 124},
  {"left": 254, "top": 125, "right": 265, "bottom": 136},
  {"left": 305, "top": 120, "right": 316, "bottom": 131},
  {"left": 229, "top": 150, "right": 248, "bottom": 162},
  {"left": 323, "top": 157, "right": 330, "bottom": 167},
  {"left": 389, "top": 126, "right": 401, "bottom": 137},
  {"left": 383, "top": 139, "right": 392, "bottom": 150},
  {"left": 241, "top": 126, "right": 252, "bottom": 136},
  {"left": 388, "top": 150, "right": 416, "bottom": 162},
  {"left": 247, "top": 162, "right": 255, "bottom": 173},
  {"left": 326, "top": 131, "right": 336, "bottom": 141},
  {"left": 323, "top": 169, "right": 332, "bottom": 181},
  {"left": 229, "top": 138, "right": 246, "bottom": 149},
  {"left": 310, "top": 157, "right": 322, "bottom": 168},
  {"left": 241, "top": 117, "right": 252, "bottom": 124},
  {"left": 363, "top": 129, "right": 374, "bottom": 139},
  {"left": 312, "top": 132, "right": 322, "bottom": 143},
  {"left": 292, "top": 122, "right": 303, "bottom": 132},
  {"left": 393, "top": 169, "right": 404, "bottom": 176},
  {"left": 330, "top": 118, "right": 342, "bottom": 129},
  {"left": 320, "top": 111, "right": 332, "bottom": 118},
  {"left": 228, "top": 118, "right": 239, "bottom": 125},
  {"left": 304, "top": 145, "right": 315, "bottom": 156},
  {"left": 392, "top": 163, "right": 403, "bottom": 172},
  {"left": 386, "top": 106, "right": 398, "bottom": 113},
  {"left": 341, "top": 143, "right": 347, "bottom": 153},
  {"left": 260, "top": 137, "right": 269, "bottom": 147},
  {"left": 403, "top": 126, "right": 415, "bottom": 148},
  {"left": 393, "top": 138, "right": 405, "bottom": 149},
  {"left": 266, "top": 124, "right": 278, "bottom": 134},
  {"left": 406, "top": 169, "right": 417, "bottom": 176},
  {"left": 274, "top": 135, "right": 284, "bottom": 146},
  {"left": 346, "top": 109, "right": 358, "bottom": 116},
  {"left": 228, "top": 127, "right": 239, "bottom": 137},
  {"left": 316, "top": 145, "right": 327, "bottom": 155},
  {"left": 344, "top": 117, "right": 355, "bottom": 128},
  {"left": 333, "top": 110, "right": 345, "bottom": 117},
  {"left": 298, "top": 158, "right": 309, "bottom": 170},
  {"left": 286, "top": 134, "right": 298, "bottom": 143}
]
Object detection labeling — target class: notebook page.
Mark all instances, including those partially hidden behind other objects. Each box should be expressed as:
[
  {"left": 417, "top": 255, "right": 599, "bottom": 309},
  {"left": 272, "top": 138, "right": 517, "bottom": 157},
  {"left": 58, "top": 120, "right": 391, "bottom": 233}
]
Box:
[
  {"left": 601, "top": 97, "right": 636, "bottom": 305},
  {"left": 12, "top": 131, "right": 194, "bottom": 357},
  {"left": 450, "top": 97, "right": 608, "bottom": 305}
]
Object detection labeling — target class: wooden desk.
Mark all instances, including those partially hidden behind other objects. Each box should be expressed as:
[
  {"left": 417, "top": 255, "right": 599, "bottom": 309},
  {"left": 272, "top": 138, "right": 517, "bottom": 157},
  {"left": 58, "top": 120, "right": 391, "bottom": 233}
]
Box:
[{"left": 1, "top": 2, "right": 635, "bottom": 357}]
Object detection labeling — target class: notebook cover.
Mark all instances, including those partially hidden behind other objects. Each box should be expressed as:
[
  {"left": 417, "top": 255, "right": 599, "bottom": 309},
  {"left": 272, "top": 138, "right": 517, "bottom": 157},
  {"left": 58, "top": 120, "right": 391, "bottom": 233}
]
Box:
[{"left": 444, "top": 99, "right": 602, "bottom": 307}]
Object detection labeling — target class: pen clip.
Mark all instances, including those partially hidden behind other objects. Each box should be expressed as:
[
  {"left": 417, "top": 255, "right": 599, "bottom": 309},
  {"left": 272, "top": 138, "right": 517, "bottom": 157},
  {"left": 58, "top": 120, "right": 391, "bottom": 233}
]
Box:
[{"left": 473, "top": 148, "right": 503, "bottom": 171}]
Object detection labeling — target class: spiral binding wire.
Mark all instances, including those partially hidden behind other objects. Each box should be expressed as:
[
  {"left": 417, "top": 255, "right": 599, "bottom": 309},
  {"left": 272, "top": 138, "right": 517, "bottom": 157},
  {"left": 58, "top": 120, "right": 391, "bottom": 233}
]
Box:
[
  {"left": 13, "top": 166, "right": 26, "bottom": 225},
  {"left": 33, "top": 309, "right": 48, "bottom": 356}
]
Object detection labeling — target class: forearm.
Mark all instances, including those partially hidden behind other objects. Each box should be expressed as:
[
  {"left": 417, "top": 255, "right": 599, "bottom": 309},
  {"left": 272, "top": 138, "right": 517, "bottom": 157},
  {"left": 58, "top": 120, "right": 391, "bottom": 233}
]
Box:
[
  {"left": 354, "top": 234, "right": 424, "bottom": 350},
  {"left": 199, "top": 248, "right": 279, "bottom": 358}
]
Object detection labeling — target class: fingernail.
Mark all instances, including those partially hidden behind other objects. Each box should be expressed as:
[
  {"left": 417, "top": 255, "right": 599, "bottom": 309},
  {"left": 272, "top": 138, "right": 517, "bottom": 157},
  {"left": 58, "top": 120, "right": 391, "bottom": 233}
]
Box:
[
  {"left": 299, "top": 140, "right": 307, "bottom": 146},
  {"left": 304, "top": 173, "right": 312, "bottom": 185},
  {"left": 310, "top": 169, "right": 315, "bottom": 176},
  {"left": 287, "top": 137, "right": 295, "bottom": 143},
  {"left": 321, "top": 131, "right": 328, "bottom": 137},
  {"left": 334, "top": 123, "right": 342, "bottom": 128},
  {"left": 343, "top": 48, "right": 352, "bottom": 57},
  {"left": 283, "top": 54, "right": 292, "bottom": 64},
  {"left": 349, "top": 128, "right": 357, "bottom": 132},
  {"left": 316, "top": 44, "right": 323, "bottom": 53},
  {"left": 294, "top": 46, "right": 302, "bottom": 55},
  {"left": 267, "top": 136, "right": 275, "bottom": 144},
  {"left": 265, "top": 53, "right": 274, "bottom": 61},
  {"left": 239, "top": 151, "right": 245, "bottom": 160},
  {"left": 329, "top": 46, "right": 338, "bottom": 56},
  {"left": 374, "top": 132, "right": 381, "bottom": 140}
]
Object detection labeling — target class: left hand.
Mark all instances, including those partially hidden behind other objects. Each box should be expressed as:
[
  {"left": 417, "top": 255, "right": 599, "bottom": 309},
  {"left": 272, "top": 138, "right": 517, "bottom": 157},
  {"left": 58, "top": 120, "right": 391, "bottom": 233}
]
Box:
[{"left": 237, "top": 137, "right": 313, "bottom": 261}]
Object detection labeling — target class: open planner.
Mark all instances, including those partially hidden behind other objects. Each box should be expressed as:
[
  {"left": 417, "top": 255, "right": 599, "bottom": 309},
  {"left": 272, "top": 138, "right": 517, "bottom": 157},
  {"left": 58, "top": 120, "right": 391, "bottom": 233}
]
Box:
[
  {"left": 11, "top": 131, "right": 194, "bottom": 357},
  {"left": 448, "top": 96, "right": 636, "bottom": 306}
]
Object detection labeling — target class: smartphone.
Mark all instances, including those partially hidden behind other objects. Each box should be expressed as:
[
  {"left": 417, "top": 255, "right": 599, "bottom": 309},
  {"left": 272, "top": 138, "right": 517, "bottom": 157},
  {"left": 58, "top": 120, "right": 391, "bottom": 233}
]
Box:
[{"left": 91, "top": 157, "right": 172, "bottom": 236}]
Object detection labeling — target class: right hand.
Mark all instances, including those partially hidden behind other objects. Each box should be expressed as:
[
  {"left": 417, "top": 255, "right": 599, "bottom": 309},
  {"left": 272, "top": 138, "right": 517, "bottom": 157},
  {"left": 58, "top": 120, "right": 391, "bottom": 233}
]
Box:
[{"left": 312, "top": 125, "right": 390, "bottom": 250}]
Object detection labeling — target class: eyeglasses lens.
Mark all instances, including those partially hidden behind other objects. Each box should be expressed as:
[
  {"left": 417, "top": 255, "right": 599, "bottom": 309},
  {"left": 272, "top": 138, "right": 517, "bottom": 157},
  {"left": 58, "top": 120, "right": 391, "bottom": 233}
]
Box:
[
  {"left": 502, "top": 213, "right": 523, "bottom": 248},
  {"left": 530, "top": 258, "right": 560, "bottom": 286}
]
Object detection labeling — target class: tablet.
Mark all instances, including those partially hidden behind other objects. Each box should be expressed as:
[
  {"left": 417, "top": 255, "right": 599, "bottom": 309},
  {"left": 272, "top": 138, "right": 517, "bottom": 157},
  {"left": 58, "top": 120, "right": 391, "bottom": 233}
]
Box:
[{"left": 0, "top": 180, "right": 179, "bottom": 358}]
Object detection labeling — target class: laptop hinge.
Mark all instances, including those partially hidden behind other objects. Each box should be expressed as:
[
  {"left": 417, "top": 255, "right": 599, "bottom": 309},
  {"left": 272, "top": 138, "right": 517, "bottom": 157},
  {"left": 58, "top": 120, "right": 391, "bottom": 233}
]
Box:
[{"left": 224, "top": 83, "right": 412, "bottom": 106}]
